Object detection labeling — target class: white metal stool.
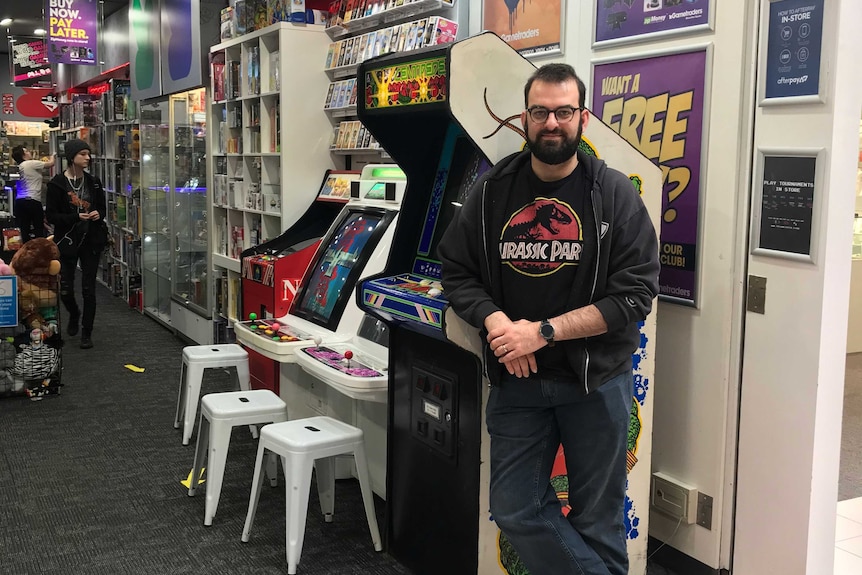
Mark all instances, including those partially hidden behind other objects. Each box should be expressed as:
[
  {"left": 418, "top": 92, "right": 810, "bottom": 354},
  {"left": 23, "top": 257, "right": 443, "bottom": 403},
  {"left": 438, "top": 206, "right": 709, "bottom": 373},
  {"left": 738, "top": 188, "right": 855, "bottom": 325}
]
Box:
[
  {"left": 174, "top": 344, "right": 254, "bottom": 445},
  {"left": 188, "top": 389, "right": 288, "bottom": 526},
  {"left": 241, "top": 416, "right": 382, "bottom": 574}
]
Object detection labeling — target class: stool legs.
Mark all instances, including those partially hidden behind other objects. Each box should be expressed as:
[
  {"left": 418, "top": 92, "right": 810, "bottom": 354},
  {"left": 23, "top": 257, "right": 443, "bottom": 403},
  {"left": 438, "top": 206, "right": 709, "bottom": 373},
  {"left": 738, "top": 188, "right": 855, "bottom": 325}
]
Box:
[
  {"left": 173, "top": 361, "right": 188, "bottom": 430},
  {"left": 315, "top": 457, "right": 335, "bottom": 523},
  {"left": 181, "top": 363, "right": 206, "bottom": 445},
  {"left": 203, "top": 420, "right": 234, "bottom": 526},
  {"left": 188, "top": 413, "right": 209, "bottom": 497},
  {"left": 353, "top": 441, "right": 383, "bottom": 552},
  {"left": 241, "top": 441, "right": 269, "bottom": 543},
  {"left": 286, "top": 454, "right": 315, "bottom": 575},
  {"left": 266, "top": 451, "right": 279, "bottom": 488}
]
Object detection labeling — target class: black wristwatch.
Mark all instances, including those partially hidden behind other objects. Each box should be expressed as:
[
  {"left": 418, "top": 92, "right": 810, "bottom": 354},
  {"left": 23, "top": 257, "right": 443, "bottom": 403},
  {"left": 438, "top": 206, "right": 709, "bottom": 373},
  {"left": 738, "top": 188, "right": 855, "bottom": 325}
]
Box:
[{"left": 539, "top": 319, "right": 555, "bottom": 347}]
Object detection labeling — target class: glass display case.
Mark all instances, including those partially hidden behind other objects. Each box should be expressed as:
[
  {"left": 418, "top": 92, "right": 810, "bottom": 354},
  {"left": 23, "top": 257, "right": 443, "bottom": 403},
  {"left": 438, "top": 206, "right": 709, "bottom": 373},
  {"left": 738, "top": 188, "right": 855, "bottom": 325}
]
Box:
[
  {"left": 140, "top": 88, "right": 210, "bottom": 332},
  {"left": 140, "top": 99, "right": 172, "bottom": 324},
  {"left": 171, "top": 90, "right": 209, "bottom": 316}
]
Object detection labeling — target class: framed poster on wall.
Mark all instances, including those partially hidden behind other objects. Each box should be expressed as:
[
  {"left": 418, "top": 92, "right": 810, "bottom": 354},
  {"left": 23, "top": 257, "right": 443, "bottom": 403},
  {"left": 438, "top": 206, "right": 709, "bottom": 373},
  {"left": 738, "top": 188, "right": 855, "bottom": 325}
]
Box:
[
  {"left": 593, "top": 0, "right": 713, "bottom": 48},
  {"left": 591, "top": 47, "right": 710, "bottom": 306},
  {"left": 482, "top": 0, "right": 564, "bottom": 57},
  {"left": 759, "top": 0, "right": 825, "bottom": 105},
  {"left": 751, "top": 148, "right": 823, "bottom": 262}
]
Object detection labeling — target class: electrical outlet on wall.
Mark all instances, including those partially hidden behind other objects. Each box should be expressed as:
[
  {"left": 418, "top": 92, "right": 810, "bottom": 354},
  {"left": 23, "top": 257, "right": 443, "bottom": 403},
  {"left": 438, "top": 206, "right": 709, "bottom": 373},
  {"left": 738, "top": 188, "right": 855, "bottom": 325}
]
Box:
[{"left": 651, "top": 472, "right": 698, "bottom": 524}]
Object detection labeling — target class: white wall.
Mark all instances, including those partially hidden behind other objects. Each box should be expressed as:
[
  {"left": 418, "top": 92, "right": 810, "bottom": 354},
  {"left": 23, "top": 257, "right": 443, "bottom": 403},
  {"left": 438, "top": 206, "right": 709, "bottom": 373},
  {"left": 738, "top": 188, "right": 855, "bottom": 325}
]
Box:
[{"left": 734, "top": 0, "right": 862, "bottom": 574}]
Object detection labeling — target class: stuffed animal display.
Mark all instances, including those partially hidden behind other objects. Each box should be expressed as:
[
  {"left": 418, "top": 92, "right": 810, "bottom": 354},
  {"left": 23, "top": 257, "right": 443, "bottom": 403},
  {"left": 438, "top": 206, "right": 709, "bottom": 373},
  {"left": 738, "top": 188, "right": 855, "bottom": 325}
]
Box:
[{"left": 9, "top": 238, "right": 61, "bottom": 337}]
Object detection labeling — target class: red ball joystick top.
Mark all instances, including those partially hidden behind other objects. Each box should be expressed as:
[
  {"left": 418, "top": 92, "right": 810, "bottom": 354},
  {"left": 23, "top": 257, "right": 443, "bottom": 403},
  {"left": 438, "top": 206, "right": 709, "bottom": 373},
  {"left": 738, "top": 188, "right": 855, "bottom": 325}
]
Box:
[
  {"left": 271, "top": 322, "right": 280, "bottom": 331},
  {"left": 344, "top": 350, "right": 354, "bottom": 360}
]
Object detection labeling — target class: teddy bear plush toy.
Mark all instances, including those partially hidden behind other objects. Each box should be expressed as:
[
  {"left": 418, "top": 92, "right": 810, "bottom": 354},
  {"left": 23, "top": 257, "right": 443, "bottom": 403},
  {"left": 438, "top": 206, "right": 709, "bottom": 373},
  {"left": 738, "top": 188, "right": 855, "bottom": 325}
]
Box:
[{"left": 9, "top": 238, "right": 62, "bottom": 336}]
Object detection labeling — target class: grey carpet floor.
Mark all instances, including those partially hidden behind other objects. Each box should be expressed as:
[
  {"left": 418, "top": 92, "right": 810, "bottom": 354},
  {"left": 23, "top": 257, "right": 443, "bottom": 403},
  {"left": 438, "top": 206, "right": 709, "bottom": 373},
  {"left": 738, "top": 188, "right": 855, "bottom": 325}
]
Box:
[
  {"left": 840, "top": 353, "right": 862, "bottom": 501},
  {"left": 0, "top": 285, "right": 410, "bottom": 575},
  {"left": 0, "top": 283, "right": 680, "bottom": 575}
]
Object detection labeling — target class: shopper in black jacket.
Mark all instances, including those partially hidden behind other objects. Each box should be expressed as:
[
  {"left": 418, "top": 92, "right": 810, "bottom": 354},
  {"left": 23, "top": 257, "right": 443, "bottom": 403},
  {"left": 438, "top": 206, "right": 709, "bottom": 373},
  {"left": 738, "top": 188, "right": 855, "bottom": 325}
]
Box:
[
  {"left": 46, "top": 139, "right": 108, "bottom": 349},
  {"left": 439, "top": 64, "right": 659, "bottom": 575}
]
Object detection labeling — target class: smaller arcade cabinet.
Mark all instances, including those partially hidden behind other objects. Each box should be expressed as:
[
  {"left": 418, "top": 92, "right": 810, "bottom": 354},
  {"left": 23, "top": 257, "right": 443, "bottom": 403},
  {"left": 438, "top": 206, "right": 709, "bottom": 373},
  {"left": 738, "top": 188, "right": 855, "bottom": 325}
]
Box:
[
  {"left": 241, "top": 170, "right": 359, "bottom": 320},
  {"left": 239, "top": 170, "right": 358, "bottom": 393},
  {"left": 233, "top": 163, "right": 406, "bottom": 361}
]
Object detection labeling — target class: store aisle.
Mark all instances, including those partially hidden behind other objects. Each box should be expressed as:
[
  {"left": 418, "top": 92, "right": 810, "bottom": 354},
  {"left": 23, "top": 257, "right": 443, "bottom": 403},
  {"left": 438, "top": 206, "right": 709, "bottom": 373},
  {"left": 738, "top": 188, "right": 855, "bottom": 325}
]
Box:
[{"left": 0, "top": 285, "right": 409, "bottom": 575}]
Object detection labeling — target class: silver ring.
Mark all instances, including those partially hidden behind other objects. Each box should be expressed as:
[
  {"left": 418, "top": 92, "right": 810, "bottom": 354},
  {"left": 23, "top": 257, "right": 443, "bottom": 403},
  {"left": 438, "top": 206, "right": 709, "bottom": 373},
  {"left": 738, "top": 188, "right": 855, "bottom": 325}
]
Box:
[{"left": 502, "top": 345, "right": 508, "bottom": 354}]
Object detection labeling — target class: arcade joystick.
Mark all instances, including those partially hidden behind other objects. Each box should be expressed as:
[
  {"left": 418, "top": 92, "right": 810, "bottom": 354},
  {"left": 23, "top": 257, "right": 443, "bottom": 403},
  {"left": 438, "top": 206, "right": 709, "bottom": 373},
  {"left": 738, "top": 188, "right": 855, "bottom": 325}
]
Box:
[
  {"left": 313, "top": 336, "right": 323, "bottom": 349},
  {"left": 249, "top": 313, "right": 257, "bottom": 320},
  {"left": 343, "top": 350, "right": 353, "bottom": 368},
  {"left": 271, "top": 322, "right": 280, "bottom": 331},
  {"left": 428, "top": 288, "right": 442, "bottom": 298}
]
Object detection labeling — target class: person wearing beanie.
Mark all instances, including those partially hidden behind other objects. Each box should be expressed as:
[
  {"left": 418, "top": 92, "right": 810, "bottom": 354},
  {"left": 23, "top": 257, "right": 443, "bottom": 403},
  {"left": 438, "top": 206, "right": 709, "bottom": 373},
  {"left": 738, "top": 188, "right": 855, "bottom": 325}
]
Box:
[
  {"left": 45, "top": 138, "right": 109, "bottom": 349},
  {"left": 11, "top": 145, "right": 56, "bottom": 241}
]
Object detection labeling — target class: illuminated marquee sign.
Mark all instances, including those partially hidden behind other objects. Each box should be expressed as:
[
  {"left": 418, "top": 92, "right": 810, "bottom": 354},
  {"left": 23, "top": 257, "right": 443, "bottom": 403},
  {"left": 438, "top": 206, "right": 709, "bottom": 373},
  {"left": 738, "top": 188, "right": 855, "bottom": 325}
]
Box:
[{"left": 364, "top": 56, "right": 448, "bottom": 109}]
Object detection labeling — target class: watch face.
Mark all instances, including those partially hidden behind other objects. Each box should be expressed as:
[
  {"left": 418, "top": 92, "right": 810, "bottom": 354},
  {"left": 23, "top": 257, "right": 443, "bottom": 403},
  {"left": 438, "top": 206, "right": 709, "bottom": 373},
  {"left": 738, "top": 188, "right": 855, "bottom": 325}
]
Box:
[{"left": 540, "top": 321, "right": 554, "bottom": 339}]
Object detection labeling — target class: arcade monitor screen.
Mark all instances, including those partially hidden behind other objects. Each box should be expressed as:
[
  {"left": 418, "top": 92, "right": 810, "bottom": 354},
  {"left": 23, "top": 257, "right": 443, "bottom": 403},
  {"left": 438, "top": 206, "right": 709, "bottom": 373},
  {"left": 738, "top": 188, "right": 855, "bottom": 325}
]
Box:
[
  {"left": 292, "top": 208, "right": 389, "bottom": 331},
  {"left": 415, "top": 137, "right": 491, "bottom": 275}
]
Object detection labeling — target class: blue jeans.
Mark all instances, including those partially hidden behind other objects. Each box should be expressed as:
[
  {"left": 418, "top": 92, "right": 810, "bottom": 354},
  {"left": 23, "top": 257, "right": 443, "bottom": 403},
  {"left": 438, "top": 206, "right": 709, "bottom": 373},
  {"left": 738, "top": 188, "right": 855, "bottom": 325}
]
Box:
[{"left": 486, "top": 371, "right": 631, "bottom": 575}]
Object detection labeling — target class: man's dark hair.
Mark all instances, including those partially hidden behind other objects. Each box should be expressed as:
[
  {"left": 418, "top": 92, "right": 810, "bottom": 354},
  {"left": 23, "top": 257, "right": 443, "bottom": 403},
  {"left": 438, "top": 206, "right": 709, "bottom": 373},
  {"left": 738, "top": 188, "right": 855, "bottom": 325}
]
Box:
[
  {"left": 11, "top": 145, "right": 26, "bottom": 164},
  {"left": 524, "top": 64, "right": 587, "bottom": 109}
]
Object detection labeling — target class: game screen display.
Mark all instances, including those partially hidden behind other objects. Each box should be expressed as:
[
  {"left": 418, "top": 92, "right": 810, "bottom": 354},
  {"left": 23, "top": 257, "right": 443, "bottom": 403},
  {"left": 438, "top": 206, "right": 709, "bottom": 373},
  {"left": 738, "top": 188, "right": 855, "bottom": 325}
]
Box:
[
  {"left": 414, "top": 136, "right": 492, "bottom": 276},
  {"left": 293, "top": 209, "right": 388, "bottom": 330}
]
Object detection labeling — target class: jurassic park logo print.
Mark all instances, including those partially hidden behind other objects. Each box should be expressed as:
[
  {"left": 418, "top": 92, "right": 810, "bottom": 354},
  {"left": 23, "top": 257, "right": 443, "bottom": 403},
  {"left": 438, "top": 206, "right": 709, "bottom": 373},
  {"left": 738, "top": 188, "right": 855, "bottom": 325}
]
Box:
[{"left": 499, "top": 198, "right": 583, "bottom": 277}]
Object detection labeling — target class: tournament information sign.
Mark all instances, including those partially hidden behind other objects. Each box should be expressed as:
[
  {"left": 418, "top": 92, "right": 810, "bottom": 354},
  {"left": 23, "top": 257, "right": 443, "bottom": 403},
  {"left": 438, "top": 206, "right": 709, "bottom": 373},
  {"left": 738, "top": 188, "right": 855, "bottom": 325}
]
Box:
[
  {"left": 764, "top": 0, "right": 823, "bottom": 101},
  {"left": 756, "top": 155, "right": 817, "bottom": 257},
  {"left": 592, "top": 50, "right": 707, "bottom": 305},
  {"left": 46, "top": 0, "right": 98, "bottom": 65},
  {"left": 595, "top": 0, "right": 710, "bottom": 46}
]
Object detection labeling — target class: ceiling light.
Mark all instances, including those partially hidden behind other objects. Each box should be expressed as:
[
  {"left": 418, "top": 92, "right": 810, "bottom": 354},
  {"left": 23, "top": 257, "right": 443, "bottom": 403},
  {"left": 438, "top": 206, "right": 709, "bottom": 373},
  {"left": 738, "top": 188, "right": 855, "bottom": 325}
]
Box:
[
  {"left": 34, "top": 28, "right": 46, "bottom": 36},
  {"left": 0, "top": 18, "right": 13, "bottom": 26}
]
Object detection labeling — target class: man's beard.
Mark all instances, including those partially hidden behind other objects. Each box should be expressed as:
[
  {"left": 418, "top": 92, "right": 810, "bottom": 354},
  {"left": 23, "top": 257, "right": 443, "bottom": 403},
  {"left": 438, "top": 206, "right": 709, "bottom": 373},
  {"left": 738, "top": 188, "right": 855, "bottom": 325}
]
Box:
[{"left": 527, "top": 119, "right": 583, "bottom": 165}]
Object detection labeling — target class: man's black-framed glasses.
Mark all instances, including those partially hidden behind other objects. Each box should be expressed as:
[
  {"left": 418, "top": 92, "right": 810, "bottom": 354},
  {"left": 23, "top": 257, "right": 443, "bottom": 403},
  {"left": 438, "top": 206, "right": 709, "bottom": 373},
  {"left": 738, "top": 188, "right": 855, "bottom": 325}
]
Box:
[{"left": 526, "top": 105, "right": 582, "bottom": 124}]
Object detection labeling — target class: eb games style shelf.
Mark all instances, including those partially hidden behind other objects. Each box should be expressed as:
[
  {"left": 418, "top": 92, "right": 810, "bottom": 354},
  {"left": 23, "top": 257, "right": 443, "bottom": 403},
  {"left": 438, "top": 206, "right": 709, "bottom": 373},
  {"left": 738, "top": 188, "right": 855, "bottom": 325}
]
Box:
[{"left": 208, "top": 22, "right": 334, "bottom": 331}]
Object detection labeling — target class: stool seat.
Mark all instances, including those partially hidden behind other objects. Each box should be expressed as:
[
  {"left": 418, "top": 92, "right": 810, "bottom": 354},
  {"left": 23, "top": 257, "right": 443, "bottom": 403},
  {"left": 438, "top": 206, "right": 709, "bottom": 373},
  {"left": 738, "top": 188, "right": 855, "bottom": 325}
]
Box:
[
  {"left": 184, "top": 344, "right": 248, "bottom": 364},
  {"left": 189, "top": 389, "right": 288, "bottom": 526},
  {"left": 261, "top": 416, "right": 363, "bottom": 454},
  {"left": 174, "top": 344, "right": 253, "bottom": 445},
  {"left": 242, "top": 416, "right": 382, "bottom": 574},
  {"left": 204, "top": 389, "right": 287, "bottom": 420}
]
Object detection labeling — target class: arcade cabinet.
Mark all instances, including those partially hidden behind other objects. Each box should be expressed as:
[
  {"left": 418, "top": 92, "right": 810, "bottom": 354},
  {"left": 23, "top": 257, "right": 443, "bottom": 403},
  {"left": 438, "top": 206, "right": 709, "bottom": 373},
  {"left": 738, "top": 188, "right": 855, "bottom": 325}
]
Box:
[
  {"left": 233, "top": 164, "right": 407, "bottom": 495},
  {"left": 356, "top": 33, "right": 662, "bottom": 575},
  {"left": 239, "top": 170, "right": 357, "bottom": 393}
]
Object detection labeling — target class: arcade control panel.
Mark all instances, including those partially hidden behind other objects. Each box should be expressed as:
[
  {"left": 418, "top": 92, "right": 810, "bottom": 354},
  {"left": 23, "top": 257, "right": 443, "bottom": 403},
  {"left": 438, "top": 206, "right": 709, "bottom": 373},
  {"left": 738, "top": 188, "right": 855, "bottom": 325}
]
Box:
[
  {"left": 411, "top": 365, "right": 457, "bottom": 459},
  {"left": 235, "top": 316, "right": 311, "bottom": 345},
  {"left": 300, "top": 345, "right": 384, "bottom": 379},
  {"left": 361, "top": 275, "right": 446, "bottom": 329}
]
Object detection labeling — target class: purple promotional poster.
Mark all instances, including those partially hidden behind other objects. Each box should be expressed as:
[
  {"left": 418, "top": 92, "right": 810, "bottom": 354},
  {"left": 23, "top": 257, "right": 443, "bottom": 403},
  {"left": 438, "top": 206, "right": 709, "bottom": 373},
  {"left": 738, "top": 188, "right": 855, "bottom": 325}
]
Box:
[
  {"left": 595, "top": 0, "right": 710, "bottom": 45},
  {"left": 592, "top": 50, "right": 707, "bottom": 305},
  {"left": 46, "top": 0, "right": 98, "bottom": 65}
]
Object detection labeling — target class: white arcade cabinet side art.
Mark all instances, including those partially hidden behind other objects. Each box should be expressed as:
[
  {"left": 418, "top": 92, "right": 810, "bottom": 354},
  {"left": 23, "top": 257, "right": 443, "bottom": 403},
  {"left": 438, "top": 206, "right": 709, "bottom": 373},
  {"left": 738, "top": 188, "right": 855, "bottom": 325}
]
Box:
[{"left": 447, "top": 34, "right": 661, "bottom": 575}]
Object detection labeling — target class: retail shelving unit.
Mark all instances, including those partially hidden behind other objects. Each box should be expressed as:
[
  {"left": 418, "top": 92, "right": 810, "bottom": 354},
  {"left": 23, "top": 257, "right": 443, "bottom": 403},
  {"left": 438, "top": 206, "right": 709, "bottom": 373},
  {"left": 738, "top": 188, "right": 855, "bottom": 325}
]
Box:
[
  {"left": 323, "top": 0, "right": 456, "bottom": 160},
  {"left": 208, "top": 22, "right": 333, "bottom": 336},
  {"left": 91, "top": 79, "right": 142, "bottom": 307}
]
